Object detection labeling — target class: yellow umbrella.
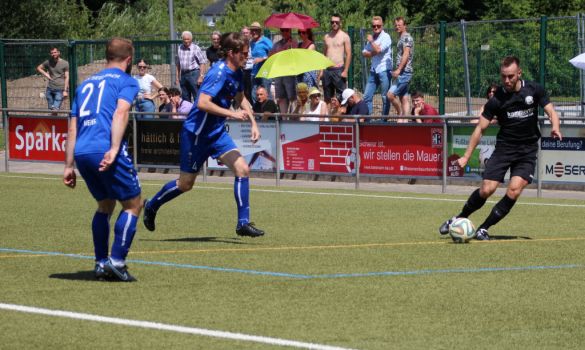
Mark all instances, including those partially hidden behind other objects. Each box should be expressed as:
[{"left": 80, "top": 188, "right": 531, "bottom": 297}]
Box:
[{"left": 256, "top": 49, "right": 334, "bottom": 79}]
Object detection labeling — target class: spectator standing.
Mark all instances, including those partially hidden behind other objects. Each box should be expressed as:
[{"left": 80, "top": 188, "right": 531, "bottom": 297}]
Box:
[
  {"left": 362, "top": 16, "right": 393, "bottom": 116},
  {"left": 320, "top": 14, "right": 351, "bottom": 105},
  {"left": 169, "top": 87, "right": 193, "bottom": 119},
  {"left": 253, "top": 86, "right": 278, "bottom": 121},
  {"left": 271, "top": 28, "right": 297, "bottom": 114},
  {"left": 157, "top": 87, "right": 172, "bottom": 114},
  {"left": 411, "top": 91, "right": 441, "bottom": 123},
  {"left": 63, "top": 37, "right": 141, "bottom": 282},
  {"left": 133, "top": 59, "right": 163, "bottom": 119},
  {"left": 206, "top": 31, "right": 221, "bottom": 66},
  {"left": 175, "top": 31, "right": 208, "bottom": 102},
  {"left": 250, "top": 22, "right": 273, "bottom": 103},
  {"left": 37, "top": 47, "right": 69, "bottom": 112},
  {"left": 297, "top": 29, "right": 318, "bottom": 88},
  {"left": 241, "top": 27, "right": 254, "bottom": 102},
  {"left": 342, "top": 88, "right": 369, "bottom": 116},
  {"left": 388, "top": 17, "right": 414, "bottom": 122}
]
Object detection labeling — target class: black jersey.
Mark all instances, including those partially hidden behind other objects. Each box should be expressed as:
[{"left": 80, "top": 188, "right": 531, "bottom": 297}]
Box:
[{"left": 482, "top": 80, "right": 549, "bottom": 145}]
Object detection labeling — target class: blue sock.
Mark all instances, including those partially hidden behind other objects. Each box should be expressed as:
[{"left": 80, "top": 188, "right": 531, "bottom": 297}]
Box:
[
  {"left": 92, "top": 212, "right": 110, "bottom": 262},
  {"left": 111, "top": 211, "right": 138, "bottom": 263},
  {"left": 234, "top": 177, "right": 250, "bottom": 227},
  {"left": 148, "top": 179, "right": 184, "bottom": 211}
]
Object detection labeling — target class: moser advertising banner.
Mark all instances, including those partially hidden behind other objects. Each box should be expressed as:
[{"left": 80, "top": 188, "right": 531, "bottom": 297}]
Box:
[
  {"left": 208, "top": 122, "right": 277, "bottom": 171},
  {"left": 540, "top": 125, "right": 585, "bottom": 182},
  {"left": 448, "top": 125, "right": 498, "bottom": 178},
  {"left": 359, "top": 125, "right": 443, "bottom": 176},
  {"left": 9, "top": 116, "right": 68, "bottom": 162},
  {"left": 136, "top": 119, "right": 182, "bottom": 165},
  {"left": 279, "top": 123, "right": 355, "bottom": 174}
]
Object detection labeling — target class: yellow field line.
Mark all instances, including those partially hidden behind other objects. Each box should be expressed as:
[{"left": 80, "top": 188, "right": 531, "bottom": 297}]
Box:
[{"left": 1, "top": 236, "right": 585, "bottom": 260}]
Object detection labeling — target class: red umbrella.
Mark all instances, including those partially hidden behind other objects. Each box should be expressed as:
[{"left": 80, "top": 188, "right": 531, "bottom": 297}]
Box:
[{"left": 264, "top": 12, "right": 319, "bottom": 30}]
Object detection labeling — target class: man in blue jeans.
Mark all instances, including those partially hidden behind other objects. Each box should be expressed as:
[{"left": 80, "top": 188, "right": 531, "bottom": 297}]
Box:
[
  {"left": 37, "top": 47, "right": 69, "bottom": 112},
  {"left": 387, "top": 16, "right": 414, "bottom": 123},
  {"left": 175, "top": 31, "right": 208, "bottom": 102},
  {"left": 362, "top": 16, "right": 392, "bottom": 116}
]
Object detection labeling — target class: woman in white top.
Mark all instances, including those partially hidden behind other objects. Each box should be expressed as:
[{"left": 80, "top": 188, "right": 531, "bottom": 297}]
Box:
[
  {"left": 133, "top": 59, "right": 163, "bottom": 118},
  {"left": 304, "top": 87, "right": 329, "bottom": 122}
]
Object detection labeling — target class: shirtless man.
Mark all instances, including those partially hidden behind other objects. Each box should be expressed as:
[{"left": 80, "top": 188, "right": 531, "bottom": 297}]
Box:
[{"left": 320, "top": 14, "right": 352, "bottom": 104}]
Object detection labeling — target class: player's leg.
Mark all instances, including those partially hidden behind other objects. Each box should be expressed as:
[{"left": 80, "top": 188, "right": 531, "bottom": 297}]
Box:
[
  {"left": 216, "top": 142, "right": 264, "bottom": 237},
  {"left": 143, "top": 129, "right": 203, "bottom": 231},
  {"left": 94, "top": 199, "right": 116, "bottom": 263}
]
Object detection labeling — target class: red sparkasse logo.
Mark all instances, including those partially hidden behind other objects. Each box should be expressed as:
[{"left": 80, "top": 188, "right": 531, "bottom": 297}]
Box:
[{"left": 9, "top": 117, "right": 68, "bottom": 161}]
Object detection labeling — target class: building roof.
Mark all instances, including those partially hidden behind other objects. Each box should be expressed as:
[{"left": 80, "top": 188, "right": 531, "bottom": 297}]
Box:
[{"left": 201, "top": 0, "right": 232, "bottom": 16}]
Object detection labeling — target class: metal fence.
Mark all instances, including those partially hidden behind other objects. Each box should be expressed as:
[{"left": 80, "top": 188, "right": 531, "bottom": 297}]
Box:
[{"left": 1, "top": 15, "right": 585, "bottom": 116}]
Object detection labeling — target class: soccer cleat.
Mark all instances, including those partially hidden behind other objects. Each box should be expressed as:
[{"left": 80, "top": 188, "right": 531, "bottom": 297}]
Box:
[
  {"left": 143, "top": 199, "right": 157, "bottom": 232},
  {"left": 236, "top": 222, "right": 265, "bottom": 238},
  {"left": 104, "top": 260, "right": 137, "bottom": 282},
  {"left": 94, "top": 262, "right": 111, "bottom": 281},
  {"left": 439, "top": 216, "right": 457, "bottom": 235},
  {"left": 475, "top": 228, "right": 490, "bottom": 241}
]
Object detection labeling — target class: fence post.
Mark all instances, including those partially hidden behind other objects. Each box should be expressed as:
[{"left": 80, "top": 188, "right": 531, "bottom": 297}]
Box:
[
  {"left": 539, "top": 16, "right": 547, "bottom": 99},
  {"left": 354, "top": 120, "right": 360, "bottom": 190},
  {"left": 68, "top": 40, "right": 77, "bottom": 106},
  {"left": 348, "top": 26, "right": 355, "bottom": 89},
  {"left": 578, "top": 13, "right": 585, "bottom": 117},
  {"left": 460, "top": 20, "right": 472, "bottom": 116},
  {"left": 0, "top": 41, "right": 8, "bottom": 172},
  {"left": 275, "top": 115, "right": 281, "bottom": 187},
  {"left": 439, "top": 21, "right": 446, "bottom": 115}
]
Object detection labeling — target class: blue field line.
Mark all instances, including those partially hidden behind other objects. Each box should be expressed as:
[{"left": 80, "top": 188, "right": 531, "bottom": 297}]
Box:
[{"left": 1, "top": 247, "right": 583, "bottom": 280}]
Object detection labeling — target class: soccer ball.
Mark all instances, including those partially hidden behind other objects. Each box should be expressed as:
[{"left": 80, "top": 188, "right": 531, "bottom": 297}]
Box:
[{"left": 449, "top": 218, "right": 476, "bottom": 243}]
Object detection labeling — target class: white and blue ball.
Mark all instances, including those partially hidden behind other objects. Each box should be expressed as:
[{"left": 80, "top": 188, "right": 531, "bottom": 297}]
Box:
[{"left": 448, "top": 217, "right": 476, "bottom": 243}]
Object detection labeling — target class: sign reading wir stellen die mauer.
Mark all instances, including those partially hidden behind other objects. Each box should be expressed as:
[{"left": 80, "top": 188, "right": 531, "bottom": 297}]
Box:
[
  {"left": 136, "top": 119, "right": 183, "bottom": 166},
  {"left": 9, "top": 116, "right": 68, "bottom": 162}
]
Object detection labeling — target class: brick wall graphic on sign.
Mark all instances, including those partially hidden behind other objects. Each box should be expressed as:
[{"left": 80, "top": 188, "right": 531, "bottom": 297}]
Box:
[{"left": 319, "top": 124, "right": 355, "bottom": 173}]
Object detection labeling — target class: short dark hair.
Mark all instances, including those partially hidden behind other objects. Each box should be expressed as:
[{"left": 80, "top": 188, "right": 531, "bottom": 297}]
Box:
[
  {"left": 501, "top": 55, "right": 520, "bottom": 68},
  {"left": 395, "top": 16, "right": 406, "bottom": 25},
  {"left": 411, "top": 91, "right": 424, "bottom": 99},
  {"left": 106, "top": 37, "right": 134, "bottom": 63},
  {"left": 158, "top": 87, "right": 170, "bottom": 95},
  {"left": 168, "top": 87, "right": 181, "bottom": 97},
  {"left": 331, "top": 14, "right": 341, "bottom": 21},
  {"left": 218, "top": 32, "right": 249, "bottom": 59}
]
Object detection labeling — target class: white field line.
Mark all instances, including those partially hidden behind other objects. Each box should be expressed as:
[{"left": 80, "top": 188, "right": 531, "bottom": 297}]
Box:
[
  {"left": 2, "top": 173, "right": 585, "bottom": 208},
  {"left": 0, "top": 303, "right": 356, "bottom": 350}
]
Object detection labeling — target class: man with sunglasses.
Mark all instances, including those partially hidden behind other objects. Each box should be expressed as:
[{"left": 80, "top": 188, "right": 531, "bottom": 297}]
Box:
[
  {"left": 362, "top": 16, "right": 393, "bottom": 116},
  {"left": 320, "top": 14, "right": 351, "bottom": 105},
  {"left": 270, "top": 27, "right": 297, "bottom": 114},
  {"left": 249, "top": 21, "right": 273, "bottom": 104}
]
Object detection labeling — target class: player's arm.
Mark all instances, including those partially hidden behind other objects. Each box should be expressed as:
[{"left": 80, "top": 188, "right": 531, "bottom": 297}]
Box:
[
  {"left": 63, "top": 69, "right": 69, "bottom": 97},
  {"left": 99, "top": 99, "right": 132, "bottom": 171},
  {"left": 457, "top": 116, "right": 490, "bottom": 168},
  {"left": 234, "top": 92, "right": 260, "bottom": 143},
  {"left": 544, "top": 103, "right": 562, "bottom": 140},
  {"left": 197, "top": 93, "right": 248, "bottom": 121},
  {"left": 63, "top": 117, "right": 77, "bottom": 188}
]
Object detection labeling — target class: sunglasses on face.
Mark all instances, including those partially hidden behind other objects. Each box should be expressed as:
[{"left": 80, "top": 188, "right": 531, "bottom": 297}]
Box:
[
  {"left": 138, "top": 66, "right": 147, "bottom": 69},
  {"left": 372, "top": 24, "right": 382, "bottom": 29},
  {"left": 331, "top": 21, "right": 340, "bottom": 25}
]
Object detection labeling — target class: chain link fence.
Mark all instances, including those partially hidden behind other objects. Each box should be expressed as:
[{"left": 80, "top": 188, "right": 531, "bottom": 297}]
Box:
[{"left": 1, "top": 15, "right": 585, "bottom": 117}]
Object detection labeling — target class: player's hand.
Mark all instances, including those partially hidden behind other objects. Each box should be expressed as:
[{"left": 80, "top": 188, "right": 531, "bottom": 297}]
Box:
[
  {"left": 456, "top": 156, "right": 468, "bottom": 168},
  {"left": 99, "top": 149, "right": 117, "bottom": 172},
  {"left": 250, "top": 125, "right": 260, "bottom": 144},
  {"left": 63, "top": 167, "right": 76, "bottom": 188},
  {"left": 551, "top": 129, "right": 562, "bottom": 141}
]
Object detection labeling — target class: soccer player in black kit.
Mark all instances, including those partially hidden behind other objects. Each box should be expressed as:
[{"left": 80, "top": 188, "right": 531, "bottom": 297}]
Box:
[{"left": 439, "top": 56, "right": 562, "bottom": 240}]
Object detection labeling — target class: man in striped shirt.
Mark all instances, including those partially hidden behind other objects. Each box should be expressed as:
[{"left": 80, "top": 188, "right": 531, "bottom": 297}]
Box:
[{"left": 175, "top": 31, "right": 208, "bottom": 102}]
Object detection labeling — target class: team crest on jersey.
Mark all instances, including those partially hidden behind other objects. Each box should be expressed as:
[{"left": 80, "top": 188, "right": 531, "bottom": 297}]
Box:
[{"left": 525, "top": 95, "right": 534, "bottom": 105}]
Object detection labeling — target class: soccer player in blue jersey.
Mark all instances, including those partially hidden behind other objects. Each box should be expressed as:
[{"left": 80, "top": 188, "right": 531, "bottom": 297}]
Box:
[
  {"left": 63, "top": 37, "right": 142, "bottom": 282},
  {"left": 143, "top": 32, "right": 265, "bottom": 238}
]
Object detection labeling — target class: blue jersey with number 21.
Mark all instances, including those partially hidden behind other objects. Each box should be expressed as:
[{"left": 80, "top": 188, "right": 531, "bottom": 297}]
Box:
[{"left": 71, "top": 67, "right": 139, "bottom": 156}]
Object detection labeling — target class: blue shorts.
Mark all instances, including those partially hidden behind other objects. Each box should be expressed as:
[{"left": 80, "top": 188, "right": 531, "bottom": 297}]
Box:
[
  {"left": 75, "top": 145, "right": 141, "bottom": 201},
  {"left": 388, "top": 72, "right": 413, "bottom": 97},
  {"left": 180, "top": 127, "right": 238, "bottom": 173}
]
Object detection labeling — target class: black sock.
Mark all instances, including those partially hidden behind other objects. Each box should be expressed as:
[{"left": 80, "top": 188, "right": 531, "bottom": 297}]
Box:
[
  {"left": 479, "top": 195, "right": 517, "bottom": 230},
  {"left": 458, "top": 189, "right": 487, "bottom": 218}
]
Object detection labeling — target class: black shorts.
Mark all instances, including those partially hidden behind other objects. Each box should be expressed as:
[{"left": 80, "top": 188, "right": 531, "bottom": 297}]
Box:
[
  {"left": 322, "top": 67, "right": 346, "bottom": 101},
  {"left": 482, "top": 142, "right": 538, "bottom": 183}
]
